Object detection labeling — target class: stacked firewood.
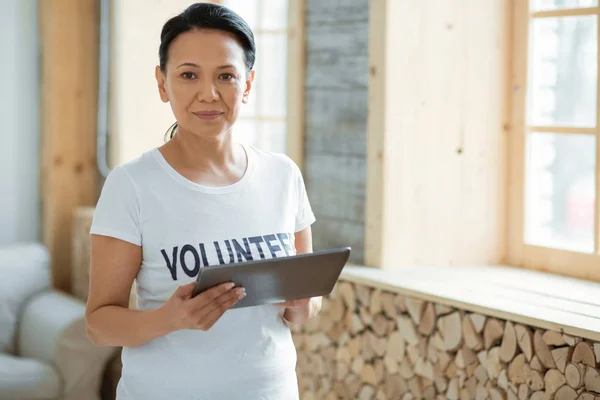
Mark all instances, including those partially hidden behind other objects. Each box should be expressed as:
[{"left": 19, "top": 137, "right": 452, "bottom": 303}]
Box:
[{"left": 291, "top": 281, "right": 600, "bottom": 400}]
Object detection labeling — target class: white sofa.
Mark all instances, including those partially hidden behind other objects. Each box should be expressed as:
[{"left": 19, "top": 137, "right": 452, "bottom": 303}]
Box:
[{"left": 0, "top": 243, "right": 117, "bottom": 400}]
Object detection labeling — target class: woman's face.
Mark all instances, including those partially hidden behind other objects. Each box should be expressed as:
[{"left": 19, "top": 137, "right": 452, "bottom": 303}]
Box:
[{"left": 156, "top": 29, "right": 254, "bottom": 139}]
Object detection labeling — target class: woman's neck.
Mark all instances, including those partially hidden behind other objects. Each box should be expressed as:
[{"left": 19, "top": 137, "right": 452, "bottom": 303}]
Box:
[{"left": 158, "top": 126, "right": 247, "bottom": 186}]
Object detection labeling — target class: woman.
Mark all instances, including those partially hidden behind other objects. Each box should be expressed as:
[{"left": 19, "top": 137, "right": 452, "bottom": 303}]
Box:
[{"left": 85, "top": 3, "right": 320, "bottom": 399}]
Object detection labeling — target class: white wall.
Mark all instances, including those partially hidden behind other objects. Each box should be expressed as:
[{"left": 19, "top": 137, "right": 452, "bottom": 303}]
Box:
[
  {"left": 0, "top": 0, "right": 40, "bottom": 244},
  {"left": 109, "top": 0, "right": 194, "bottom": 166}
]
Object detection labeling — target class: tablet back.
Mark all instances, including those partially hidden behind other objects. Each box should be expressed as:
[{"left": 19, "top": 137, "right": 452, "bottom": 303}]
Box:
[{"left": 192, "top": 247, "right": 351, "bottom": 308}]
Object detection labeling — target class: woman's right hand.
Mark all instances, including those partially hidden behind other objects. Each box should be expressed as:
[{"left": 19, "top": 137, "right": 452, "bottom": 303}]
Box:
[{"left": 160, "top": 281, "right": 246, "bottom": 332}]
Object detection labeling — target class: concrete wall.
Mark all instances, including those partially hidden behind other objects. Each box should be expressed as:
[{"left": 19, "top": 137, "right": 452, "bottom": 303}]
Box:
[
  {"left": 0, "top": 0, "right": 40, "bottom": 244},
  {"left": 304, "top": 0, "right": 369, "bottom": 263}
]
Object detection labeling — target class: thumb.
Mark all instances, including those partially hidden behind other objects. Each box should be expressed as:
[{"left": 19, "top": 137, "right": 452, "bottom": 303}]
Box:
[{"left": 175, "top": 281, "right": 197, "bottom": 298}]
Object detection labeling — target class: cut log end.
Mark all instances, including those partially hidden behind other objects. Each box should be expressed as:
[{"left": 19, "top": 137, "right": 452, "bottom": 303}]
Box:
[
  {"left": 438, "top": 312, "right": 463, "bottom": 351},
  {"left": 463, "top": 314, "right": 484, "bottom": 351},
  {"left": 584, "top": 365, "right": 600, "bottom": 393},
  {"left": 484, "top": 319, "right": 504, "bottom": 350},
  {"left": 534, "top": 329, "right": 557, "bottom": 369},
  {"left": 543, "top": 330, "right": 567, "bottom": 347},
  {"left": 555, "top": 385, "right": 578, "bottom": 400},
  {"left": 552, "top": 347, "right": 573, "bottom": 374},
  {"left": 544, "top": 369, "right": 567, "bottom": 396},
  {"left": 515, "top": 325, "right": 534, "bottom": 362},
  {"left": 500, "top": 321, "right": 518, "bottom": 363},
  {"left": 573, "top": 342, "right": 596, "bottom": 368},
  {"left": 418, "top": 302, "right": 436, "bottom": 336},
  {"left": 565, "top": 363, "right": 586, "bottom": 389},
  {"left": 405, "top": 297, "right": 425, "bottom": 325}
]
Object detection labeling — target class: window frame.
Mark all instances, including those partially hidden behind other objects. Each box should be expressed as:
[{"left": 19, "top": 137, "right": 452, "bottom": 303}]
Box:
[
  {"left": 213, "top": 0, "right": 306, "bottom": 169},
  {"left": 507, "top": 0, "right": 600, "bottom": 281}
]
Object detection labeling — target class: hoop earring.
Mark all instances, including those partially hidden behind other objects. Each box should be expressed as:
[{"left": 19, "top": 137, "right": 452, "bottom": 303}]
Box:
[{"left": 164, "top": 122, "right": 178, "bottom": 141}]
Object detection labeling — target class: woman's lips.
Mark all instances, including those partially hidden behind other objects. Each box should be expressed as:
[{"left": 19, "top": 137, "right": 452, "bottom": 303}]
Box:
[{"left": 193, "top": 111, "right": 223, "bottom": 120}]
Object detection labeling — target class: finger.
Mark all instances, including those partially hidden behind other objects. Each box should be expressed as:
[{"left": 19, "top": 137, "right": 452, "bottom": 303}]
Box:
[
  {"left": 192, "top": 281, "right": 236, "bottom": 306},
  {"left": 278, "top": 299, "right": 309, "bottom": 309},
  {"left": 187, "top": 286, "right": 243, "bottom": 321},
  {"left": 202, "top": 286, "right": 245, "bottom": 317},
  {"left": 175, "top": 281, "right": 197, "bottom": 298},
  {"left": 282, "top": 301, "right": 300, "bottom": 308},
  {"left": 194, "top": 287, "right": 245, "bottom": 326},
  {"left": 274, "top": 299, "right": 303, "bottom": 307},
  {"left": 197, "top": 296, "right": 238, "bottom": 330}
]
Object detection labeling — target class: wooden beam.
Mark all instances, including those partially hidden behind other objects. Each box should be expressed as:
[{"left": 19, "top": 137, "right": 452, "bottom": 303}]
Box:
[
  {"left": 39, "top": 0, "right": 99, "bottom": 292},
  {"left": 365, "top": 0, "right": 511, "bottom": 268},
  {"left": 286, "top": 0, "right": 306, "bottom": 170},
  {"left": 506, "top": 0, "right": 528, "bottom": 267},
  {"left": 523, "top": 245, "right": 600, "bottom": 282},
  {"left": 364, "top": 0, "right": 387, "bottom": 268},
  {"left": 528, "top": 126, "right": 597, "bottom": 135},
  {"left": 596, "top": 0, "right": 600, "bottom": 255},
  {"left": 531, "top": 7, "right": 598, "bottom": 19}
]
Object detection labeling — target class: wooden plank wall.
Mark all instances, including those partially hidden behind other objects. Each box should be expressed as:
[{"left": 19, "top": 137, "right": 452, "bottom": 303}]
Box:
[
  {"left": 366, "top": 0, "right": 511, "bottom": 269},
  {"left": 39, "top": 0, "right": 99, "bottom": 291},
  {"left": 304, "top": 0, "right": 369, "bottom": 263}
]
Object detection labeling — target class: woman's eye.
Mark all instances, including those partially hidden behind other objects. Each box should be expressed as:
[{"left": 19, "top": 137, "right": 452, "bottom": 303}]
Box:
[
  {"left": 182, "top": 72, "right": 196, "bottom": 79},
  {"left": 220, "top": 73, "right": 234, "bottom": 81}
]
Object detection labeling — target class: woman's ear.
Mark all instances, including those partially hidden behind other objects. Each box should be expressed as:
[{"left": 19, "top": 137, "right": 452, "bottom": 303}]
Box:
[
  {"left": 242, "top": 69, "right": 255, "bottom": 104},
  {"left": 155, "top": 65, "right": 169, "bottom": 103}
]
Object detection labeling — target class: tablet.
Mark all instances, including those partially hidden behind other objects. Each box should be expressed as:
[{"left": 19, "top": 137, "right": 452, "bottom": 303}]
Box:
[{"left": 191, "top": 247, "right": 351, "bottom": 309}]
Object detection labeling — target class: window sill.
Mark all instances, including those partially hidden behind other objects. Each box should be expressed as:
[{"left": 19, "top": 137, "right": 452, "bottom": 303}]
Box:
[{"left": 340, "top": 264, "right": 600, "bottom": 342}]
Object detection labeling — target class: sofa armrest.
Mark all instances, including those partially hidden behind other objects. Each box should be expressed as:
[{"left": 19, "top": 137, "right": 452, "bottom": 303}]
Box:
[{"left": 17, "top": 290, "right": 118, "bottom": 400}]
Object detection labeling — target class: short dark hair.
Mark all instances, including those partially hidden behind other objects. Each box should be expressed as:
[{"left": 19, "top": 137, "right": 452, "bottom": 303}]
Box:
[
  {"left": 159, "top": 3, "right": 256, "bottom": 73},
  {"left": 159, "top": 3, "right": 256, "bottom": 139}
]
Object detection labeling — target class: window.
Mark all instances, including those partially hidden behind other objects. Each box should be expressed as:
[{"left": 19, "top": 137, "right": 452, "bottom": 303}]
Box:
[
  {"left": 108, "top": 0, "right": 302, "bottom": 166},
  {"left": 221, "top": 0, "right": 288, "bottom": 154},
  {"left": 509, "top": 0, "right": 600, "bottom": 280}
]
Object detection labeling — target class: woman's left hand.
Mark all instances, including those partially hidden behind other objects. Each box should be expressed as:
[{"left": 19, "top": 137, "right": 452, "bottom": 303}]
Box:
[
  {"left": 274, "top": 297, "right": 322, "bottom": 325},
  {"left": 278, "top": 227, "right": 321, "bottom": 324},
  {"left": 274, "top": 298, "right": 311, "bottom": 309}
]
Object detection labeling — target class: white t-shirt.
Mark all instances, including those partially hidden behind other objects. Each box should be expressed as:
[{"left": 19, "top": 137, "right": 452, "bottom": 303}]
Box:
[{"left": 90, "top": 144, "right": 316, "bottom": 400}]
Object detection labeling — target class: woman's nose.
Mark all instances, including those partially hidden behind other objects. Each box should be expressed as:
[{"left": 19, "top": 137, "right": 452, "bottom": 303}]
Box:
[{"left": 196, "top": 79, "right": 219, "bottom": 102}]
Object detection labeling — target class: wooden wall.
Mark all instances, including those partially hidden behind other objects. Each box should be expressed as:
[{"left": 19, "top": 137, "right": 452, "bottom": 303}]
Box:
[
  {"left": 304, "top": 0, "right": 369, "bottom": 264},
  {"left": 39, "top": 0, "right": 100, "bottom": 291},
  {"left": 365, "top": 0, "right": 511, "bottom": 268}
]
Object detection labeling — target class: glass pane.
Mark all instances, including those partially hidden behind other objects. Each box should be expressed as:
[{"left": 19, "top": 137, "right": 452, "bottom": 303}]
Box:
[
  {"left": 222, "top": 0, "right": 259, "bottom": 30},
  {"left": 525, "top": 133, "right": 596, "bottom": 253},
  {"left": 260, "top": 0, "right": 288, "bottom": 31},
  {"left": 232, "top": 118, "right": 259, "bottom": 147},
  {"left": 258, "top": 120, "right": 286, "bottom": 153},
  {"left": 255, "top": 34, "right": 287, "bottom": 118},
  {"left": 528, "top": 16, "right": 597, "bottom": 127},
  {"left": 531, "top": 0, "right": 597, "bottom": 11}
]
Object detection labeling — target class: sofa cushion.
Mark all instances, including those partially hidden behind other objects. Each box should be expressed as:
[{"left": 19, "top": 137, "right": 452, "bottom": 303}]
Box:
[
  {"left": 0, "top": 353, "right": 61, "bottom": 399},
  {"left": 0, "top": 243, "right": 50, "bottom": 354}
]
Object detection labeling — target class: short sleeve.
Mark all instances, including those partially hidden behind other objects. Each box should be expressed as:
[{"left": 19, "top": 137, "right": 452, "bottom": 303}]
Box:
[
  {"left": 293, "top": 161, "right": 316, "bottom": 232},
  {"left": 90, "top": 166, "right": 142, "bottom": 246}
]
